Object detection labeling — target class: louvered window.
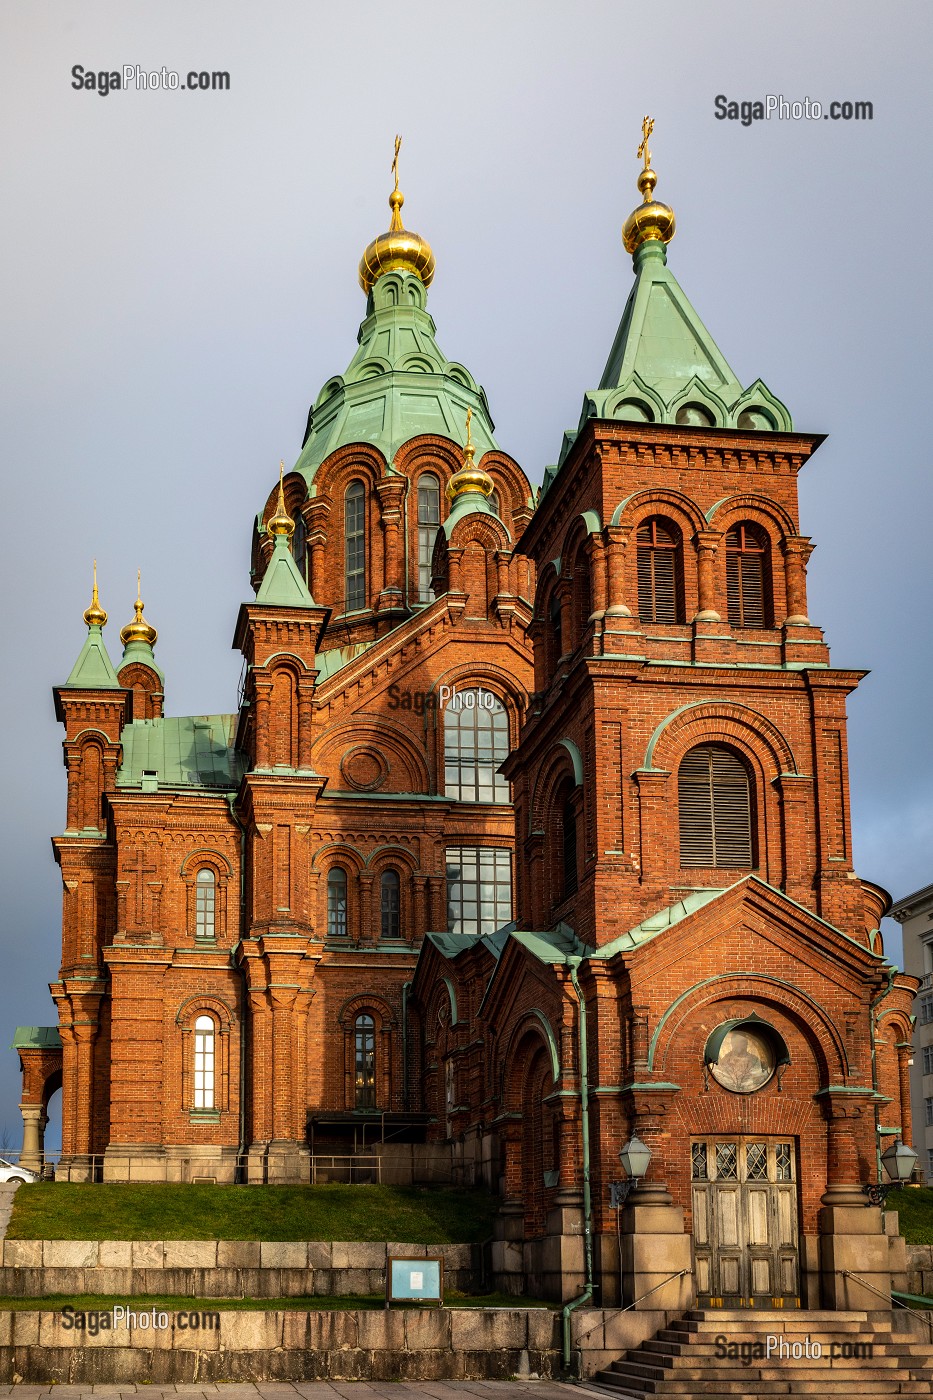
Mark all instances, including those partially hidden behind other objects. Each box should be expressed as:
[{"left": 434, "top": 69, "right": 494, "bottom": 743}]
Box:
[
  {"left": 725, "top": 522, "right": 769, "bottom": 628},
  {"left": 678, "top": 744, "right": 753, "bottom": 868},
  {"left": 637, "top": 517, "right": 683, "bottom": 623},
  {"left": 562, "top": 797, "right": 578, "bottom": 898}
]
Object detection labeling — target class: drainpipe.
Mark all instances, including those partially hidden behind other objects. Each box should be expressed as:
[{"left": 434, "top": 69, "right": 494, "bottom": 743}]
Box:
[
  {"left": 869, "top": 963, "right": 896, "bottom": 1181},
  {"left": 561, "top": 957, "right": 594, "bottom": 1376},
  {"left": 226, "top": 793, "right": 249, "bottom": 1174}
]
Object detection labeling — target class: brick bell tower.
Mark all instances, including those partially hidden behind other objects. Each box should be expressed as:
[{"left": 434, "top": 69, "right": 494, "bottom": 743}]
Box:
[{"left": 488, "top": 122, "right": 916, "bottom": 1309}]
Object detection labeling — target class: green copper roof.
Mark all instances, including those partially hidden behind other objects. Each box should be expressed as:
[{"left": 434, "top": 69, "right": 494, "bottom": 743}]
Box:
[
  {"left": 293, "top": 270, "right": 498, "bottom": 484},
  {"left": 442, "top": 487, "right": 504, "bottom": 539},
  {"left": 551, "top": 240, "right": 793, "bottom": 475},
  {"left": 116, "top": 715, "right": 246, "bottom": 790},
  {"left": 63, "top": 625, "right": 122, "bottom": 690},
  {"left": 255, "top": 535, "right": 317, "bottom": 607},
  {"left": 12, "top": 1026, "right": 62, "bottom": 1050},
  {"left": 314, "top": 639, "right": 376, "bottom": 682},
  {"left": 120, "top": 638, "right": 165, "bottom": 684}
]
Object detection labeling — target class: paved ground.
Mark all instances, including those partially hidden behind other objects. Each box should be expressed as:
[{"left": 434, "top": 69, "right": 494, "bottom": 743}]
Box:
[{"left": 0, "top": 1385, "right": 605, "bottom": 1398}]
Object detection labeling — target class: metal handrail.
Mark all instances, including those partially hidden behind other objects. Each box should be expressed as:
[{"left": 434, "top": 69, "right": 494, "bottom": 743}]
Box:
[
  {"left": 843, "top": 1269, "right": 933, "bottom": 1334},
  {"left": 572, "top": 1270, "right": 691, "bottom": 1343}
]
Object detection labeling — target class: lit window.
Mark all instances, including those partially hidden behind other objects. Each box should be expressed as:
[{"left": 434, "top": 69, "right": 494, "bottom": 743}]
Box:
[
  {"left": 446, "top": 846, "right": 512, "bottom": 936},
  {"left": 679, "top": 744, "right": 753, "bottom": 868},
  {"left": 195, "top": 869, "right": 216, "bottom": 939},
  {"left": 417, "top": 473, "right": 441, "bottom": 602},
  {"left": 193, "top": 1015, "right": 215, "bottom": 1110},
  {"left": 354, "top": 1014, "right": 376, "bottom": 1109},
  {"left": 328, "top": 867, "right": 348, "bottom": 939},
  {"left": 380, "top": 870, "right": 401, "bottom": 939},
  {"left": 444, "top": 689, "right": 509, "bottom": 803},
  {"left": 345, "top": 481, "right": 366, "bottom": 611},
  {"left": 726, "top": 522, "right": 769, "bottom": 628}
]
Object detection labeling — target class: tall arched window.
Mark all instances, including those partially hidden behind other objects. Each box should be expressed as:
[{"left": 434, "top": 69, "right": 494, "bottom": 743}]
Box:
[
  {"left": 725, "top": 522, "right": 769, "bottom": 628},
  {"left": 549, "top": 590, "right": 563, "bottom": 668},
  {"left": 354, "top": 1014, "right": 376, "bottom": 1108},
  {"left": 327, "top": 867, "right": 348, "bottom": 938},
  {"left": 195, "top": 868, "right": 216, "bottom": 940},
  {"left": 678, "top": 744, "right": 753, "bottom": 868},
  {"left": 444, "top": 689, "right": 510, "bottom": 803},
  {"left": 637, "top": 516, "right": 684, "bottom": 623},
  {"left": 345, "top": 481, "right": 366, "bottom": 611},
  {"left": 193, "top": 1015, "right": 215, "bottom": 1109},
  {"left": 417, "top": 473, "right": 441, "bottom": 602},
  {"left": 562, "top": 795, "right": 578, "bottom": 898},
  {"left": 380, "top": 869, "right": 400, "bottom": 939},
  {"left": 291, "top": 509, "right": 307, "bottom": 581}
]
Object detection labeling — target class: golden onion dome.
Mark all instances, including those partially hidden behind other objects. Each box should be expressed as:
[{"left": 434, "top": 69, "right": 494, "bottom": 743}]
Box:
[
  {"left": 267, "top": 460, "right": 295, "bottom": 539},
  {"left": 622, "top": 116, "right": 676, "bottom": 256},
  {"left": 446, "top": 408, "right": 495, "bottom": 502},
  {"left": 120, "top": 571, "right": 158, "bottom": 648},
  {"left": 358, "top": 136, "right": 435, "bottom": 294},
  {"left": 83, "top": 560, "right": 107, "bottom": 628}
]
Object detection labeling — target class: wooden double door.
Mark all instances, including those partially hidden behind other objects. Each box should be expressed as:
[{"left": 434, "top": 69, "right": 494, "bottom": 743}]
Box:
[{"left": 691, "top": 1136, "right": 799, "bottom": 1305}]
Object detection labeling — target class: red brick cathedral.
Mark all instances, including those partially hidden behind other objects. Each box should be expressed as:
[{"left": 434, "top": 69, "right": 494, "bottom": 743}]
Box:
[{"left": 16, "top": 132, "right": 916, "bottom": 1310}]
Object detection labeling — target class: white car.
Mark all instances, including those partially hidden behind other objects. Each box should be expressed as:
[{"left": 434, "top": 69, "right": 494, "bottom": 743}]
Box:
[{"left": 0, "top": 1158, "right": 37, "bottom": 1184}]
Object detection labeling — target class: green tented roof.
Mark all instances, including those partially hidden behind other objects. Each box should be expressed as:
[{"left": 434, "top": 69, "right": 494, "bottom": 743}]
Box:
[
  {"left": 116, "top": 715, "right": 246, "bottom": 790},
  {"left": 120, "top": 638, "right": 164, "bottom": 684},
  {"left": 255, "top": 536, "right": 316, "bottom": 607},
  {"left": 12, "top": 1026, "right": 61, "bottom": 1050},
  {"left": 291, "top": 271, "right": 497, "bottom": 485},
  {"left": 62, "top": 625, "right": 121, "bottom": 690}
]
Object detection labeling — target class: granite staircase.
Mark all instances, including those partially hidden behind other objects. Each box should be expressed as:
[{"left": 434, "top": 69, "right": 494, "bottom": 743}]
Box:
[{"left": 593, "top": 1308, "right": 933, "bottom": 1397}]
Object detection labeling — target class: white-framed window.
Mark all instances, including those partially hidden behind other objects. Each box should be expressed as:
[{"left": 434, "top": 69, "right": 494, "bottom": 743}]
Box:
[
  {"left": 345, "top": 481, "right": 366, "bottom": 611},
  {"left": 193, "top": 1015, "right": 215, "bottom": 1110},
  {"left": 921, "top": 997, "right": 933, "bottom": 1026},
  {"left": 417, "top": 473, "right": 441, "bottom": 602},
  {"left": 444, "top": 689, "right": 510, "bottom": 803},
  {"left": 923, "top": 1045, "right": 933, "bottom": 1076},
  {"left": 328, "top": 867, "right": 348, "bottom": 939},
  {"left": 195, "top": 868, "right": 216, "bottom": 939},
  {"left": 925, "top": 1097, "right": 933, "bottom": 1128},
  {"left": 446, "top": 846, "right": 512, "bottom": 937}
]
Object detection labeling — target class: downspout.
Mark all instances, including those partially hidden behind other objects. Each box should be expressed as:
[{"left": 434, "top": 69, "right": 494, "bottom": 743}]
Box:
[
  {"left": 869, "top": 962, "right": 896, "bottom": 1181},
  {"left": 561, "top": 956, "right": 594, "bottom": 1377},
  {"left": 226, "top": 793, "right": 249, "bottom": 1174}
]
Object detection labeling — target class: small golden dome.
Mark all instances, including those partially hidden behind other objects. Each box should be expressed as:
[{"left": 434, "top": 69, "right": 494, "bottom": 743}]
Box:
[
  {"left": 120, "top": 571, "right": 157, "bottom": 648},
  {"left": 268, "top": 461, "right": 295, "bottom": 539},
  {"left": 446, "top": 407, "right": 495, "bottom": 502},
  {"left": 358, "top": 136, "right": 436, "bottom": 294},
  {"left": 622, "top": 116, "right": 676, "bottom": 256},
  {"left": 83, "top": 560, "right": 107, "bottom": 628}
]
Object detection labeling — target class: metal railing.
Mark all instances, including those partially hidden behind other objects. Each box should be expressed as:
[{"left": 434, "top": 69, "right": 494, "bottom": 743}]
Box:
[{"left": 22, "top": 1151, "right": 391, "bottom": 1185}]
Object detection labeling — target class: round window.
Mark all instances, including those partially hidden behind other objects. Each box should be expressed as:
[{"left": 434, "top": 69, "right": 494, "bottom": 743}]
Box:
[{"left": 709, "top": 1026, "right": 776, "bottom": 1094}]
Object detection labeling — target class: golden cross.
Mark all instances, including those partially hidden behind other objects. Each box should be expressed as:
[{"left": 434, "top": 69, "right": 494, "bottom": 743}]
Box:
[
  {"left": 465, "top": 406, "right": 473, "bottom": 449},
  {"left": 637, "top": 115, "right": 654, "bottom": 171},
  {"left": 392, "top": 134, "right": 402, "bottom": 192},
  {"left": 276, "top": 459, "right": 286, "bottom": 513},
  {"left": 136, "top": 569, "right": 142, "bottom": 603}
]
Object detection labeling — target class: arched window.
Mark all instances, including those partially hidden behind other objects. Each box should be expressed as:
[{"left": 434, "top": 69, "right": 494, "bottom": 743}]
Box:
[
  {"left": 637, "top": 516, "right": 684, "bottom": 623},
  {"left": 193, "top": 1015, "right": 215, "bottom": 1109},
  {"left": 562, "top": 795, "right": 578, "bottom": 898},
  {"left": 380, "top": 869, "right": 400, "bottom": 939},
  {"left": 725, "top": 522, "right": 769, "bottom": 628},
  {"left": 678, "top": 744, "right": 753, "bottom": 868},
  {"left": 444, "top": 689, "right": 510, "bottom": 803},
  {"left": 195, "top": 868, "right": 216, "bottom": 940},
  {"left": 489, "top": 489, "right": 500, "bottom": 517},
  {"left": 345, "top": 481, "right": 366, "bottom": 611},
  {"left": 549, "top": 590, "right": 563, "bottom": 666},
  {"left": 417, "top": 473, "right": 441, "bottom": 602},
  {"left": 354, "top": 1014, "right": 376, "bottom": 1109},
  {"left": 291, "top": 509, "right": 307, "bottom": 580},
  {"left": 327, "top": 867, "right": 348, "bottom": 938}
]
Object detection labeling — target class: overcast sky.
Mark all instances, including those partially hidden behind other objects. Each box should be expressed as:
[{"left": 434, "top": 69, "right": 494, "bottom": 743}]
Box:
[{"left": 1, "top": 1, "right": 929, "bottom": 1152}]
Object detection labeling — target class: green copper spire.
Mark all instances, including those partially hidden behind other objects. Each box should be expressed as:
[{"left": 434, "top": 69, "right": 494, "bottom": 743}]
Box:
[
  {"left": 552, "top": 122, "right": 791, "bottom": 473},
  {"left": 63, "top": 563, "right": 121, "bottom": 689},
  {"left": 255, "top": 467, "right": 316, "bottom": 607}
]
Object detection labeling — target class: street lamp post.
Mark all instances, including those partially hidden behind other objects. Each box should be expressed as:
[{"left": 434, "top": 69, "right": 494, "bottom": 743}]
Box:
[{"left": 862, "top": 1138, "right": 918, "bottom": 1206}]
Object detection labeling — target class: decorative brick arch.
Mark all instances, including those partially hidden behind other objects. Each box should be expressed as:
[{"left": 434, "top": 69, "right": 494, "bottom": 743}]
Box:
[
  {"left": 314, "top": 719, "right": 430, "bottom": 795},
  {"left": 643, "top": 700, "right": 799, "bottom": 778},
  {"left": 647, "top": 973, "right": 847, "bottom": 1084},
  {"left": 336, "top": 993, "right": 397, "bottom": 1030},
  {"left": 706, "top": 492, "right": 798, "bottom": 542},
  {"left": 529, "top": 740, "right": 580, "bottom": 834},
  {"left": 179, "top": 850, "right": 233, "bottom": 942},
  {"left": 175, "top": 994, "right": 236, "bottom": 1114},
  {"left": 611, "top": 487, "right": 707, "bottom": 536},
  {"left": 337, "top": 994, "right": 397, "bottom": 1111}
]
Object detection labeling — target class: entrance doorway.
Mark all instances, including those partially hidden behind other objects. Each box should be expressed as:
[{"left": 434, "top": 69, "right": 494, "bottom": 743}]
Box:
[{"left": 691, "top": 1136, "right": 799, "bottom": 1305}]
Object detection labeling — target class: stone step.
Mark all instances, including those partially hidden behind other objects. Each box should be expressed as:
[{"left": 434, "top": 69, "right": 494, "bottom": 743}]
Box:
[
  {"left": 613, "top": 1360, "right": 933, "bottom": 1381},
  {"left": 594, "top": 1377, "right": 932, "bottom": 1397}
]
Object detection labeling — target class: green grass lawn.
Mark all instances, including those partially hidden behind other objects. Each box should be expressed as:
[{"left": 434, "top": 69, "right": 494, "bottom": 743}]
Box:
[
  {"left": 0, "top": 1292, "right": 551, "bottom": 1313},
  {"left": 886, "top": 1187, "right": 933, "bottom": 1244},
  {"left": 7, "top": 1182, "right": 499, "bottom": 1243}
]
